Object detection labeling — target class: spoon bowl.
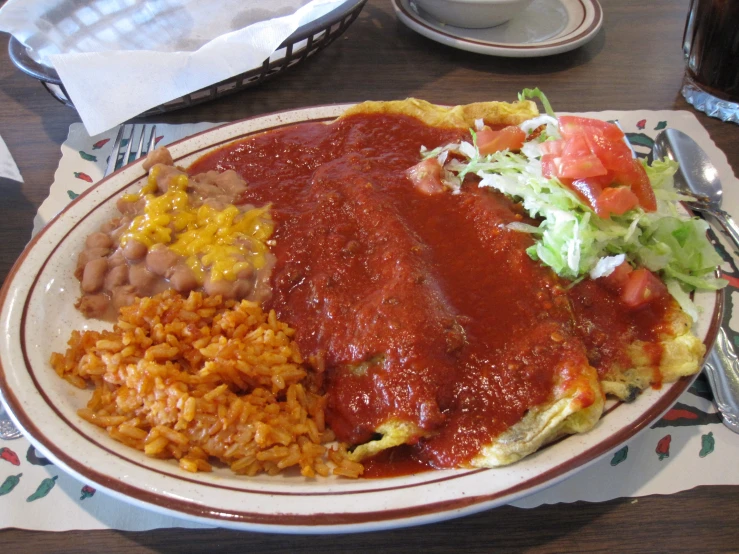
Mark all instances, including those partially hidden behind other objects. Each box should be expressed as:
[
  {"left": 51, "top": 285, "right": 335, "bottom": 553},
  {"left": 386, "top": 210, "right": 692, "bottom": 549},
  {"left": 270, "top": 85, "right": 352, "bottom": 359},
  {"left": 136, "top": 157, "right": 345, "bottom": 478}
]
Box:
[
  {"left": 650, "top": 128, "right": 739, "bottom": 246},
  {"left": 650, "top": 128, "right": 723, "bottom": 209}
]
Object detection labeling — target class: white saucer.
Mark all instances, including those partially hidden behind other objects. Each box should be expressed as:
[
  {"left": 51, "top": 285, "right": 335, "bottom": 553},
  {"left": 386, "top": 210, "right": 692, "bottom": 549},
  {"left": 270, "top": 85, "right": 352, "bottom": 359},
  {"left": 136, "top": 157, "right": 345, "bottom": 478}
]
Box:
[{"left": 392, "top": 0, "right": 603, "bottom": 57}]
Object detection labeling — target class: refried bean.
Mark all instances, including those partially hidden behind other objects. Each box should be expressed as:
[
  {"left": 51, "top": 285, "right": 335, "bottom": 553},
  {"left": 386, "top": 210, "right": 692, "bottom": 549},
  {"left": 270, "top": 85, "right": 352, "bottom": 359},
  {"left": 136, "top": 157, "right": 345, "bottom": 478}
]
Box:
[{"left": 74, "top": 147, "right": 275, "bottom": 320}]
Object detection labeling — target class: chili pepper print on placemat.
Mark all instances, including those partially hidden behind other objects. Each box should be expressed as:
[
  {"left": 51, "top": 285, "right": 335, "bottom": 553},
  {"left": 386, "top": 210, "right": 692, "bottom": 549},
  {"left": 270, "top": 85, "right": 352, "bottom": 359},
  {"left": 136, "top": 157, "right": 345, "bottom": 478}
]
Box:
[
  {"left": 0, "top": 473, "right": 21, "bottom": 496},
  {"left": 26, "top": 476, "right": 58, "bottom": 503},
  {"left": 26, "top": 445, "right": 53, "bottom": 467},
  {"left": 0, "top": 435, "right": 210, "bottom": 531},
  {"left": 0, "top": 446, "right": 20, "bottom": 466}
]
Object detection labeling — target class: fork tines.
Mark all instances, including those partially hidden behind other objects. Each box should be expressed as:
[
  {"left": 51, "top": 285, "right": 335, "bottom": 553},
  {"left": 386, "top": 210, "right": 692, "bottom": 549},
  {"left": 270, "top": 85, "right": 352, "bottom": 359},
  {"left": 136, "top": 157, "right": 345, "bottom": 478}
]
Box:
[{"left": 104, "top": 124, "right": 158, "bottom": 177}]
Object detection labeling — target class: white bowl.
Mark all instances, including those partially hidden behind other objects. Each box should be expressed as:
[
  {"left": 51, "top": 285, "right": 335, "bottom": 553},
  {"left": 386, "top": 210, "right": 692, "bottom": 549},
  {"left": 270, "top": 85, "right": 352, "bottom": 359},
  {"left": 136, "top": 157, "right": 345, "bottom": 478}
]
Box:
[{"left": 414, "top": 0, "right": 533, "bottom": 28}]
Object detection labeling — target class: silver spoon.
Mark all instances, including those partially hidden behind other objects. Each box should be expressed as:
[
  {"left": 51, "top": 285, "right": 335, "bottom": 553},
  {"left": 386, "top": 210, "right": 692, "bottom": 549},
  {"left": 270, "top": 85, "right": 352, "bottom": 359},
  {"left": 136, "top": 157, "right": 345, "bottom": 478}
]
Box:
[
  {"left": 0, "top": 402, "right": 22, "bottom": 440},
  {"left": 650, "top": 128, "right": 739, "bottom": 433},
  {"left": 651, "top": 128, "right": 739, "bottom": 247}
]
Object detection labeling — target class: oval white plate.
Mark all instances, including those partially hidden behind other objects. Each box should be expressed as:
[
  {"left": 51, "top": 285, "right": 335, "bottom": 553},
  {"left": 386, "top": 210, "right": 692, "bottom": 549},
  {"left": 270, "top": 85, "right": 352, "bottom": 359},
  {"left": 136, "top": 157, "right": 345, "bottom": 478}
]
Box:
[
  {"left": 0, "top": 105, "right": 721, "bottom": 533},
  {"left": 392, "top": 0, "right": 603, "bottom": 57}
]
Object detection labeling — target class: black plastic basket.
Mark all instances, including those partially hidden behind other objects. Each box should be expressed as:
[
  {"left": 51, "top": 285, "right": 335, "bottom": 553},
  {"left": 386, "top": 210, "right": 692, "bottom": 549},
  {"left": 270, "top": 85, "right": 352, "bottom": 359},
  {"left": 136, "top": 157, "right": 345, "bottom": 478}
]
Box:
[{"left": 8, "top": 0, "right": 367, "bottom": 117}]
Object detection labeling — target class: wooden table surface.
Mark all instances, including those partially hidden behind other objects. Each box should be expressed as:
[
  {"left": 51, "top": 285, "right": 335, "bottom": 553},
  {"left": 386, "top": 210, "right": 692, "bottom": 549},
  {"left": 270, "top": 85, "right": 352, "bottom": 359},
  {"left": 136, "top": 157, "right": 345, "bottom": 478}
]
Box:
[{"left": 1, "top": 0, "right": 738, "bottom": 551}]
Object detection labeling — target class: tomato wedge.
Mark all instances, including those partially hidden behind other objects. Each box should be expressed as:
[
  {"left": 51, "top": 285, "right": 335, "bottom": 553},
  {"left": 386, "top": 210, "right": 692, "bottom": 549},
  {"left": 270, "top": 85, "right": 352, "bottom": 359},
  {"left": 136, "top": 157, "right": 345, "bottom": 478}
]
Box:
[
  {"left": 565, "top": 176, "right": 605, "bottom": 209},
  {"left": 595, "top": 186, "right": 640, "bottom": 217},
  {"left": 600, "top": 263, "right": 666, "bottom": 309},
  {"left": 614, "top": 159, "right": 657, "bottom": 212},
  {"left": 557, "top": 153, "right": 607, "bottom": 180},
  {"left": 620, "top": 268, "right": 667, "bottom": 308},
  {"left": 407, "top": 158, "right": 445, "bottom": 195},
  {"left": 559, "top": 116, "right": 625, "bottom": 142},
  {"left": 601, "top": 261, "right": 633, "bottom": 293},
  {"left": 539, "top": 140, "right": 564, "bottom": 156},
  {"left": 583, "top": 130, "right": 632, "bottom": 170},
  {"left": 540, "top": 154, "right": 558, "bottom": 179},
  {"left": 476, "top": 125, "right": 526, "bottom": 155},
  {"left": 545, "top": 115, "right": 658, "bottom": 214}
]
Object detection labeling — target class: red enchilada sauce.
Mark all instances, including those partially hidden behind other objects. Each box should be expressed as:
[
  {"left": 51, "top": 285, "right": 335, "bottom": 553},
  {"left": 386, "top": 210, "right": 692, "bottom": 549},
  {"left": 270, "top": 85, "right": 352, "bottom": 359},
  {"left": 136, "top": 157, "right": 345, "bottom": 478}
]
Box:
[{"left": 189, "top": 113, "right": 669, "bottom": 472}]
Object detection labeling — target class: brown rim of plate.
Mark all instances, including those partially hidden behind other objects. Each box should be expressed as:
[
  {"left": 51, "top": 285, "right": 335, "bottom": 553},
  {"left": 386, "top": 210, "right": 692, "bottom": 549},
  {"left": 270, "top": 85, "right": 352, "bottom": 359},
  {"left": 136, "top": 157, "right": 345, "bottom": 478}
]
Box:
[
  {"left": 394, "top": 0, "right": 602, "bottom": 50},
  {"left": 0, "top": 106, "right": 724, "bottom": 528}
]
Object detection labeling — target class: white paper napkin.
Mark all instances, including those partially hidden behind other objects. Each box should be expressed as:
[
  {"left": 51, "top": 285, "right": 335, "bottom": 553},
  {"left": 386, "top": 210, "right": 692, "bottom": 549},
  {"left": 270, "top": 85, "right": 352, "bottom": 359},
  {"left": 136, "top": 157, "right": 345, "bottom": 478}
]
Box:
[
  {"left": 0, "top": 133, "right": 23, "bottom": 183},
  {"left": 0, "top": 0, "right": 351, "bottom": 135}
]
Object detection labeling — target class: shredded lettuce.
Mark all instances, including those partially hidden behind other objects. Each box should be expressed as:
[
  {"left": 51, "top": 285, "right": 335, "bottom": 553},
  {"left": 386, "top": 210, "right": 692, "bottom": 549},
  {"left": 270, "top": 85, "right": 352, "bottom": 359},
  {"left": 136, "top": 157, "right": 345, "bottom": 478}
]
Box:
[
  {"left": 518, "top": 88, "right": 555, "bottom": 117},
  {"left": 590, "top": 254, "right": 626, "bottom": 279},
  {"left": 423, "top": 105, "right": 726, "bottom": 319}
]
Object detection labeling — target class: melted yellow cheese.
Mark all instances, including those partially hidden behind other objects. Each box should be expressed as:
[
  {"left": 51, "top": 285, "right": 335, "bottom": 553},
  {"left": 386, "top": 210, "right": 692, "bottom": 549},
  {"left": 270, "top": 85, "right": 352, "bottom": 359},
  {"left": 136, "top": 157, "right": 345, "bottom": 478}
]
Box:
[{"left": 119, "top": 171, "right": 273, "bottom": 283}]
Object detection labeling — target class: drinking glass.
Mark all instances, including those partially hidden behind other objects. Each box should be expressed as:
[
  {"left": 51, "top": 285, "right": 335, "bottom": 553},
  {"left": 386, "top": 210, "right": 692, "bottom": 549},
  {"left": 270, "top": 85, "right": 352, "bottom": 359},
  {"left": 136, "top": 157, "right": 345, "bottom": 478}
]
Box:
[{"left": 681, "top": 0, "right": 739, "bottom": 123}]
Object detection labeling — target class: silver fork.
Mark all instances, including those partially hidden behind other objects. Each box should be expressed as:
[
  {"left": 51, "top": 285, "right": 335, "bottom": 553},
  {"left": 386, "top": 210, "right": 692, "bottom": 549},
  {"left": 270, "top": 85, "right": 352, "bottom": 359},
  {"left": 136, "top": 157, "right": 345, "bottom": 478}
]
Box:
[
  {"left": 105, "top": 124, "right": 158, "bottom": 176},
  {"left": 0, "top": 124, "right": 159, "bottom": 441}
]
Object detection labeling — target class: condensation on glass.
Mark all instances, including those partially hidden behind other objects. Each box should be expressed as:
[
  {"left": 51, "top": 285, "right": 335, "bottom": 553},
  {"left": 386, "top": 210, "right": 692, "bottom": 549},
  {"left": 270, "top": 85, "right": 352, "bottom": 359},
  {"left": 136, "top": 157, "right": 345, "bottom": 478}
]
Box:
[{"left": 681, "top": 0, "right": 739, "bottom": 123}]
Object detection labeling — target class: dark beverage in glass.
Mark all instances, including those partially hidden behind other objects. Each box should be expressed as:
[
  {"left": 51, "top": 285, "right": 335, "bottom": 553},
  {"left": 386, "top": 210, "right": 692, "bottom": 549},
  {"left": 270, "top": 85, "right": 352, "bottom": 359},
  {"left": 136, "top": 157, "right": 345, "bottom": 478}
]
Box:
[{"left": 682, "top": 0, "right": 739, "bottom": 122}]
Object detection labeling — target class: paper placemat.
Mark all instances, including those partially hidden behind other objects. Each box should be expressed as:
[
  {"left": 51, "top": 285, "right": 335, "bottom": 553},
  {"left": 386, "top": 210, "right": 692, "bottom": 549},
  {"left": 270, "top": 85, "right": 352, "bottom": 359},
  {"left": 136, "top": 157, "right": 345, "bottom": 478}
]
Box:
[{"left": 2, "top": 113, "right": 738, "bottom": 531}]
